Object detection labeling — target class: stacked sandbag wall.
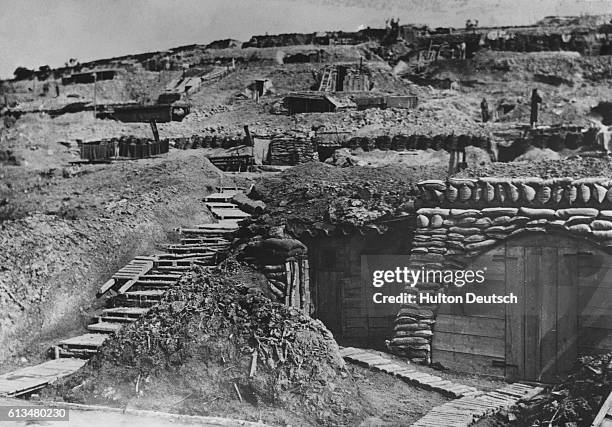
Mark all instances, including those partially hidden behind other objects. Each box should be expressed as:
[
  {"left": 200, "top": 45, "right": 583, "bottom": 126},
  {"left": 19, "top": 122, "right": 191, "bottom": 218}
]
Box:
[
  {"left": 234, "top": 217, "right": 311, "bottom": 313},
  {"left": 388, "top": 176, "right": 612, "bottom": 363},
  {"left": 339, "top": 134, "right": 491, "bottom": 152},
  {"left": 269, "top": 137, "right": 319, "bottom": 165}
]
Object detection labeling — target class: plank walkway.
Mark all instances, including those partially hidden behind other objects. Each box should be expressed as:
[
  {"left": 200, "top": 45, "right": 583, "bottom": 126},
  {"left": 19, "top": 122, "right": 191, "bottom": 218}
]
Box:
[
  {"left": 0, "top": 188, "right": 248, "bottom": 398},
  {"left": 340, "top": 346, "right": 480, "bottom": 398},
  {"left": 410, "top": 383, "right": 544, "bottom": 427},
  {"left": 340, "top": 346, "right": 544, "bottom": 427},
  {"left": 0, "top": 359, "right": 87, "bottom": 397}
]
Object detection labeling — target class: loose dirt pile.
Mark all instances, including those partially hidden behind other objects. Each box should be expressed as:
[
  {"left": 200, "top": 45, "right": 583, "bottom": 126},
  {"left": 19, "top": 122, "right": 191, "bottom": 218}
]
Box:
[
  {"left": 47, "top": 262, "right": 380, "bottom": 426},
  {"left": 251, "top": 162, "right": 447, "bottom": 227}
]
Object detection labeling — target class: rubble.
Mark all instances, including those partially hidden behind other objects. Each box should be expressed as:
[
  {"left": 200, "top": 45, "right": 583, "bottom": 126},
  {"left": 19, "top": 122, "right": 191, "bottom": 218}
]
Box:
[{"left": 491, "top": 353, "right": 612, "bottom": 426}]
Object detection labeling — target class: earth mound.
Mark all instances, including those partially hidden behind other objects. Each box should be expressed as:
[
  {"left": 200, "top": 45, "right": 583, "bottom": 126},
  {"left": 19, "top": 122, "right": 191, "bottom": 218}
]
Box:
[{"left": 47, "top": 262, "right": 374, "bottom": 426}]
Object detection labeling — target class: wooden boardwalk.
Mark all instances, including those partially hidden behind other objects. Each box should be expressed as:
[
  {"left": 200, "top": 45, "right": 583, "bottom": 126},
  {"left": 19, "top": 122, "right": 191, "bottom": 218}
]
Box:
[
  {"left": 0, "top": 359, "right": 87, "bottom": 397},
  {"left": 0, "top": 188, "right": 248, "bottom": 398},
  {"left": 410, "top": 383, "right": 543, "bottom": 427}
]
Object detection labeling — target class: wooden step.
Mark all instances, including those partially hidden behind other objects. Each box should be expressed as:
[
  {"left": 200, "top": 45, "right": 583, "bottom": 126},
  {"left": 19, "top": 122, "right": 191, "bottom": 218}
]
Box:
[
  {"left": 204, "top": 192, "right": 235, "bottom": 202},
  {"left": 210, "top": 208, "right": 251, "bottom": 220},
  {"left": 124, "top": 290, "right": 165, "bottom": 298},
  {"left": 138, "top": 274, "right": 182, "bottom": 280},
  {"left": 58, "top": 333, "right": 107, "bottom": 350},
  {"left": 102, "top": 307, "right": 149, "bottom": 318},
  {"left": 87, "top": 322, "right": 123, "bottom": 333},
  {"left": 97, "top": 315, "right": 138, "bottom": 323},
  {"left": 204, "top": 202, "right": 238, "bottom": 209}
]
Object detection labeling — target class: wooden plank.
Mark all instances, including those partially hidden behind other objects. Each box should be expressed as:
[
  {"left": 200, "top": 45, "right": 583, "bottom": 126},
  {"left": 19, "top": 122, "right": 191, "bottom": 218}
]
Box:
[
  {"left": 539, "top": 246, "right": 558, "bottom": 382},
  {"left": 557, "top": 247, "right": 578, "bottom": 380},
  {"left": 59, "top": 333, "right": 107, "bottom": 348},
  {"left": 505, "top": 244, "right": 524, "bottom": 381},
  {"left": 117, "top": 279, "right": 137, "bottom": 294},
  {"left": 102, "top": 307, "right": 149, "bottom": 316},
  {"left": 87, "top": 322, "right": 123, "bottom": 333},
  {"left": 0, "top": 359, "right": 87, "bottom": 397},
  {"left": 97, "top": 278, "right": 116, "bottom": 296},
  {"left": 592, "top": 390, "right": 612, "bottom": 427},
  {"left": 434, "top": 315, "right": 504, "bottom": 338},
  {"left": 433, "top": 331, "right": 505, "bottom": 359},
  {"left": 523, "top": 246, "right": 540, "bottom": 381}
]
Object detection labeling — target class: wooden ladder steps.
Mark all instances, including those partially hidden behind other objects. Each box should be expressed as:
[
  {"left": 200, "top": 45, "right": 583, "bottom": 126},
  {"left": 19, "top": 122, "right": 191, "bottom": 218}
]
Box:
[
  {"left": 204, "top": 192, "right": 237, "bottom": 202},
  {"left": 124, "top": 290, "right": 166, "bottom": 299},
  {"left": 57, "top": 334, "right": 108, "bottom": 357},
  {"left": 210, "top": 208, "right": 251, "bottom": 220},
  {"left": 96, "top": 315, "right": 138, "bottom": 323},
  {"left": 138, "top": 274, "right": 182, "bottom": 280},
  {"left": 204, "top": 202, "right": 238, "bottom": 209},
  {"left": 102, "top": 307, "right": 149, "bottom": 318},
  {"left": 87, "top": 322, "right": 123, "bottom": 333},
  {"left": 133, "top": 279, "right": 177, "bottom": 287},
  {"left": 154, "top": 265, "right": 192, "bottom": 272}
]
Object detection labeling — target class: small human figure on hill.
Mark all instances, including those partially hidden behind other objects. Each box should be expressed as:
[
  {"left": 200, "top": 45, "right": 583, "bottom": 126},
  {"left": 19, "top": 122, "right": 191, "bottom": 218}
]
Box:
[
  {"left": 481, "top": 98, "right": 490, "bottom": 123},
  {"left": 530, "top": 89, "right": 542, "bottom": 128}
]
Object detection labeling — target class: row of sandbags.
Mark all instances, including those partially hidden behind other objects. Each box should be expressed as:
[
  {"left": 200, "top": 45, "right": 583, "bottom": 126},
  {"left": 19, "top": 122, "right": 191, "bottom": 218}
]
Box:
[
  {"left": 315, "top": 134, "right": 491, "bottom": 152},
  {"left": 418, "top": 177, "right": 612, "bottom": 208},
  {"left": 412, "top": 205, "right": 612, "bottom": 257},
  {"left": 269, "top": 138, "right": 319, "bottom": 165}
]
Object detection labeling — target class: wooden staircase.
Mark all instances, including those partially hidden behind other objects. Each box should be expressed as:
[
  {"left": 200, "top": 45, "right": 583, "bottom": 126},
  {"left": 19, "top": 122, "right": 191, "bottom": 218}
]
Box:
[{"left": 0, "top": 187, "right": 250, "bottom": 397}]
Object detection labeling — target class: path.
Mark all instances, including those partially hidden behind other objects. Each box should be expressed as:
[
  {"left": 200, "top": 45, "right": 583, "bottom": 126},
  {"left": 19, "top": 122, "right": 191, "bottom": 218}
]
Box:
[
  {"left": 0, "top": 187, "right": 250, "bottom": 399},
  {"left": 340, "top": 346, "right": 544, "bottom": 427}
]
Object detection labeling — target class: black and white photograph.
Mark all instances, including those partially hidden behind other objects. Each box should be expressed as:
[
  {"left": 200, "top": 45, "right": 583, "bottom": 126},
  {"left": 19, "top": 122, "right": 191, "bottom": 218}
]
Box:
[{"left": 1, "top": 1, "right": 612, "bottom": 425}]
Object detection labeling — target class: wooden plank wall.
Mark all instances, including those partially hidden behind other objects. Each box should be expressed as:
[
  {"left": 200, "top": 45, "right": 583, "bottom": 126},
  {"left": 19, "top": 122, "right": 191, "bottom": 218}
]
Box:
[{"left": 432, "top": 245, "right": 507, "bottom": 377}]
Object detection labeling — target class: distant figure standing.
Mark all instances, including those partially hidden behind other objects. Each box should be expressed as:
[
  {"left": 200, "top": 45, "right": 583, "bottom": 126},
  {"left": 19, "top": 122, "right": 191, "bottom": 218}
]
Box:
[
  {"left": 530, "top": 89, "right": 542, "bottom": 128},
  {"left": 481, "top": 98, "right": 490, "bottom": 123}
]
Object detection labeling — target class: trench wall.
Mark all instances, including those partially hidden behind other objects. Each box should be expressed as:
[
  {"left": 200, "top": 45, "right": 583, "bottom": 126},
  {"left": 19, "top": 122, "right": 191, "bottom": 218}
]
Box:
[{"left": 388, "top": 177, "right": 612, "bottom": 363}]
